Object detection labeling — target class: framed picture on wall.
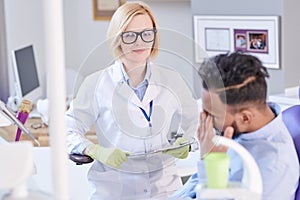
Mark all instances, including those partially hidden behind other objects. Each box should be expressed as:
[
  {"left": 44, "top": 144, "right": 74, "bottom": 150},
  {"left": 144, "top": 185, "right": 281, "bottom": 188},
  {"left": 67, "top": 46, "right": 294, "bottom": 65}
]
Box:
[
  {"left": 93, "top": 0, "right": 125, "bottom": 20},
  {"left": 194, "top": 15, "right": 280, "bottom": 69},
  {"left": 205, "top": 28, "right": 230, "bottom": 52},
  {"left": 234, "top": 29, "right": 269, "bottom": 54}
]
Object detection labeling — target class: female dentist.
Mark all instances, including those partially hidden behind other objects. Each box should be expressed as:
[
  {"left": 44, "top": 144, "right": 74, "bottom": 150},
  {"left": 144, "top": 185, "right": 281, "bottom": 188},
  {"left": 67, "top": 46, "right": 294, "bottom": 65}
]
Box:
[{"left": 66, "top": 1, "right": 199, "bottom": 199}]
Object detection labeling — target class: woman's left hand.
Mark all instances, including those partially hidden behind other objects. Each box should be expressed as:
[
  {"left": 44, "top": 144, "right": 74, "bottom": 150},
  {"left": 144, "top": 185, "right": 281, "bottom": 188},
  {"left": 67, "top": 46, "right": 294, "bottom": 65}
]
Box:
[{"left": 162, "top": 137, "right": 190, "bottom": 159}]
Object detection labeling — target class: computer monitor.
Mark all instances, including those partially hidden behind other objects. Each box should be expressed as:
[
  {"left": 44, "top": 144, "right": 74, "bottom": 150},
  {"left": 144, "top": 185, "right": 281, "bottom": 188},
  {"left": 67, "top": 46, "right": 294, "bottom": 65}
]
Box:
[{"left": 11, "top": 44, "right": 42, "bottom": 104}]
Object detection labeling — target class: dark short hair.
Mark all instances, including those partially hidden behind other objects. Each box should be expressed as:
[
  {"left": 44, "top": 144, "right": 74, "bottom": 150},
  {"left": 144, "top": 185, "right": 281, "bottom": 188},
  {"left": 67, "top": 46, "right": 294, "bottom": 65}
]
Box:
[{"left": 199, "top": 52, "right": 269, "bottom": 105}]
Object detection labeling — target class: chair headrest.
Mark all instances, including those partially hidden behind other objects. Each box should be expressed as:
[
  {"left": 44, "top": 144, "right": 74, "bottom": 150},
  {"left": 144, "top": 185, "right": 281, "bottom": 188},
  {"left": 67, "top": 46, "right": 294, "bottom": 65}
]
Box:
[{"left": 282, "top": 105, "right": 300, "bottom": 159}]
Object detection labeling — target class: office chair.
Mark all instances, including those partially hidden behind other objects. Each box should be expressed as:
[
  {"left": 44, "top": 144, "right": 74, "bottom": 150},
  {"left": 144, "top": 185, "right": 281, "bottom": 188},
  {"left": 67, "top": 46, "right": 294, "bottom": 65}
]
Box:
[
  {"left": 282, "top": 86, "right": 300, "bottom": 200},
  {"left": 69, "top": 153, "right": 94, "bottom": 165}
]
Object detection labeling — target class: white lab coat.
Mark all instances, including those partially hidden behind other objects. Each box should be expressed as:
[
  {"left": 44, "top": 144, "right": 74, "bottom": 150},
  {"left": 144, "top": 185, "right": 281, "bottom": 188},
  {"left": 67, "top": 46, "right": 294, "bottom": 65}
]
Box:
[{"left": 66, "top": 61, "right": 199, "bottom": 200}]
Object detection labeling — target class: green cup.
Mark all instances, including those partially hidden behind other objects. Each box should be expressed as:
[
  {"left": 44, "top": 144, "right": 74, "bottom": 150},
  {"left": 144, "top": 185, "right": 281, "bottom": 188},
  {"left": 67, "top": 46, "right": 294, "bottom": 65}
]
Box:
[{"left": 204, "top": 152, "right": 230, "bottom": 188}]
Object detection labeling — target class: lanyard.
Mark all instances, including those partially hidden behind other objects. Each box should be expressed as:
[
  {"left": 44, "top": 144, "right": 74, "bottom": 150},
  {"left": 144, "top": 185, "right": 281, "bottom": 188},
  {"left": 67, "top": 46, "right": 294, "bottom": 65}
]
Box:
[{"left": 139, "top": 100, "right": 153, "bottom": 127}]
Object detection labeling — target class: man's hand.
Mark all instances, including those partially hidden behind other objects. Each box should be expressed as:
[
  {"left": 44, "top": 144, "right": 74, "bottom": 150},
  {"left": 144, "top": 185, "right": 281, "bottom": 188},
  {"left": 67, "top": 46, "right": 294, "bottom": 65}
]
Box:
[
  {"left": 86, "top": 144, "right": 130, "bottom": 169},
  {"left": 198, "top": 112, "right": 234, "bottom": 159}
]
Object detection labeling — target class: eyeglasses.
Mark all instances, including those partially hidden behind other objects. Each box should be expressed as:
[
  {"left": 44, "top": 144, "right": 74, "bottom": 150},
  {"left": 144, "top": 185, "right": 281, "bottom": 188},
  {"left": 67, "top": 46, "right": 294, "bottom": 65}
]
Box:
[{"left": 121, "top": 29, "right": 157, "bottom": 44}]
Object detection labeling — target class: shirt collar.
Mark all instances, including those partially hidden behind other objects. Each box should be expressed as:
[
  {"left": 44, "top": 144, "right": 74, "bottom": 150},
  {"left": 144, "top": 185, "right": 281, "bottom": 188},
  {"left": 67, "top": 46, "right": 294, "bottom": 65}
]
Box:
[
  {"left": 237, "top": 102, "right": 282, "bottom": 140},
  {"left": 120, "top": 60, "right": 151, "bottom": 86}
]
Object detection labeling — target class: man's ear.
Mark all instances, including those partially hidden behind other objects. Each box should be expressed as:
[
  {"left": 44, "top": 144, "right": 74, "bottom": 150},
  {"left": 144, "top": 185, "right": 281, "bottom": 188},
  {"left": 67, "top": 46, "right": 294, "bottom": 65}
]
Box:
[{"left": 236, "top": 109, "right": 253, "bottom": 127}]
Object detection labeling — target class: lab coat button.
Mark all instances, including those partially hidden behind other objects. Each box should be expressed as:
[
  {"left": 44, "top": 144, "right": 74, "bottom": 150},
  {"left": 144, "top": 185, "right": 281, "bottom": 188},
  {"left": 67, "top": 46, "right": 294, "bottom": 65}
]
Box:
[{"left": 144, "top": 189, "right": 148, "bottom": 193}]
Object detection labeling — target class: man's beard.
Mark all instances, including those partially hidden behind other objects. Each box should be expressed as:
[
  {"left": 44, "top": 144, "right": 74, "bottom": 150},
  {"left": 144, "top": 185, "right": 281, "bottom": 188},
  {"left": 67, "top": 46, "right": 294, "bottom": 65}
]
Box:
[{"left": 214, "top": 121, "right": 242, "bottom": 139}]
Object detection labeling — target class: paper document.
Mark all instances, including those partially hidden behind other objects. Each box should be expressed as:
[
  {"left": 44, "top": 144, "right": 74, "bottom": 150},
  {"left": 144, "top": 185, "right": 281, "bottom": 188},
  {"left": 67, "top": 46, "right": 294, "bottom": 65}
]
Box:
[{"left": 129, "top": 140, "right": 196, "bottom": 158}]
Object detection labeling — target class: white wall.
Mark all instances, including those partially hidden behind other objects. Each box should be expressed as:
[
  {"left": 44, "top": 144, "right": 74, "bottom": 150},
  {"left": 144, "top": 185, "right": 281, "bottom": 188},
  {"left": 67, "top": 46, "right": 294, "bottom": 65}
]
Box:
[
  {"left": 63, "top": 0, "right": 110, "bottom": 71},
  {"left": 4, "top": 0, "right": 46, "bottom": 100},
  {"left": 282, "top": 0, "right": 300, "bottom": 88},
  {"left": 146, "top": 1, "right": 197, "bottom": 96}
]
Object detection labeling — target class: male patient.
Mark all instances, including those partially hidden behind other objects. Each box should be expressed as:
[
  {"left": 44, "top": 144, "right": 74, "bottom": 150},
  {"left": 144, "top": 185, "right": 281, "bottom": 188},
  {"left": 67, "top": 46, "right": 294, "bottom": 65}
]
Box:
[{"left": 172, "top": 52, "right": 299, "bottom": 200}]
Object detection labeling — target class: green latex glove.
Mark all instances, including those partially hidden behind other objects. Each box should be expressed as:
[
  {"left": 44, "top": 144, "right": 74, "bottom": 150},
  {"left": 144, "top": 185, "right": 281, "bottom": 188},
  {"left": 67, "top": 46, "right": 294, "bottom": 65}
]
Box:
[
  {"left": 163, "top": 137, "right": 190, "bottom": 159},
  {"left": 87, "top": 144, "right": 130, "bottom": 169}
]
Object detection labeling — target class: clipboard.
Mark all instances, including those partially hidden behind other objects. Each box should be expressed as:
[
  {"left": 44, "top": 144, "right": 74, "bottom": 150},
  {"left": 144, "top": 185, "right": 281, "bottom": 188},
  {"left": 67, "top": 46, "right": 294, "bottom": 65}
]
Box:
[{"left": 128, "top": 139, "right": 197, "bottom": 158}]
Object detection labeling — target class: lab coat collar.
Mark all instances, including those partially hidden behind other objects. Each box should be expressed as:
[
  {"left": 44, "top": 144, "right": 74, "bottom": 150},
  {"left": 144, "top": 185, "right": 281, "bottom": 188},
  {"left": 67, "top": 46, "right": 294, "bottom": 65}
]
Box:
[
  {"left": 112, "top": 60, "right": 124, "bottom": 82},
  {"left": 113, "top": 60, "right": 160, "bottom": 109},
  {"left": 113, "top": 60, "right": 159, "bottom": 108},
  {"left": 142, "top": 83, "right": 159, "bottom": 106},
  {"left": 115, "top": 80, "right": 159, "bottom": 108},
  {"left": 140, "top": 62, "right": 160, "bottom": 106}
]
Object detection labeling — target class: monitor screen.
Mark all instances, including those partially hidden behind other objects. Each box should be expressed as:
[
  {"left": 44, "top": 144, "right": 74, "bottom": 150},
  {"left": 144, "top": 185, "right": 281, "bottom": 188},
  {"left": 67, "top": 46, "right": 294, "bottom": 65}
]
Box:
[{"left": 11, "top": 45, "right": 42, "bottom": 104}]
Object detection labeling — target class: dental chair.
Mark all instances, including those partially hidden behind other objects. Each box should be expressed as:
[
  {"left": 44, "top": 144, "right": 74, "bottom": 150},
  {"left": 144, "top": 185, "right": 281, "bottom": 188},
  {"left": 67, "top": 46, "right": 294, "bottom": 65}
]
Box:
[{"left": 282, "top": 86, "right": 300, "bottom": 200}]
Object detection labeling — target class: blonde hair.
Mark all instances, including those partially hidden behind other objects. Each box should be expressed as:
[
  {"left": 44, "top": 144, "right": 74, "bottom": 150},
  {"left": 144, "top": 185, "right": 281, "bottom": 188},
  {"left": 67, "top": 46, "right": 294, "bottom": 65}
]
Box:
[{"left": 106, "top": 1, "right": 159, "bottom": 60}]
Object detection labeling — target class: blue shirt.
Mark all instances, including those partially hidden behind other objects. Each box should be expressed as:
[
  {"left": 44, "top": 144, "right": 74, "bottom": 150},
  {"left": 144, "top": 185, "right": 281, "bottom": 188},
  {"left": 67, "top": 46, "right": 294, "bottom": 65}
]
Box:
[
  {"left": 172, "top": 102, "right": 299, "bottom": 200},
  {"left": 120, "top": 62, "right": 151, "bottom": 101}
]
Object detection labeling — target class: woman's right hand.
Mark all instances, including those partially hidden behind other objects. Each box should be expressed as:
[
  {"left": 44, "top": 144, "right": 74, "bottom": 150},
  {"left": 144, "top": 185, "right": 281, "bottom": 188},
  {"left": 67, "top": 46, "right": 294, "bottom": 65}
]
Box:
[{"left": 86, "top": 144, "right": 130, "bottom": 169}]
